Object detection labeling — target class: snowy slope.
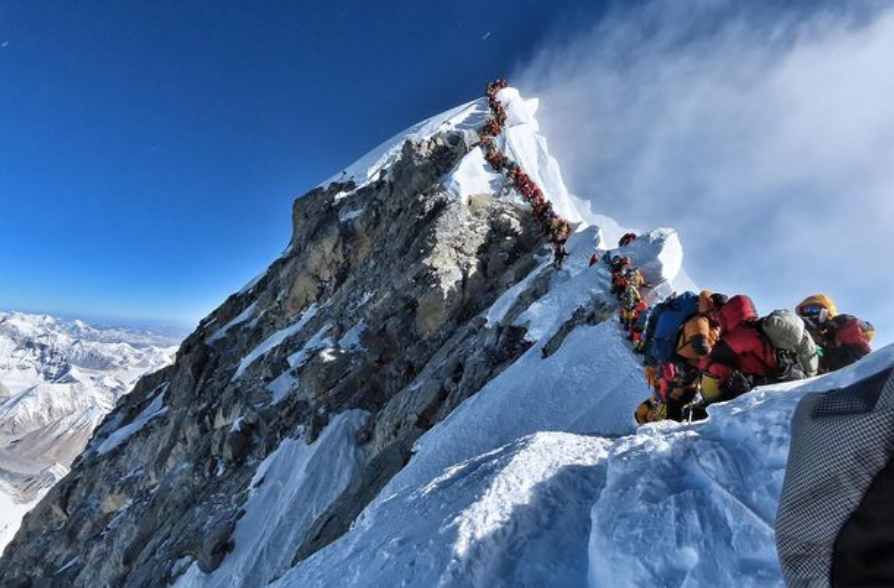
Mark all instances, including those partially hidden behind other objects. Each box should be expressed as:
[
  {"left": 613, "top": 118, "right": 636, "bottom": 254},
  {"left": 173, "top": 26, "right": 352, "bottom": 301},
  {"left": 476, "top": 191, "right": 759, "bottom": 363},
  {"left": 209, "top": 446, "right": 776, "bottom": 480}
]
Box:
[
  {"left": 268, "top": 347, "right": 894, "bottom": 588},
  {"left": 0, "top": 311, "right": 179, "bottom": 555},
  {"left": 322, "top": 99, "right": 490, "bottom": 190}
]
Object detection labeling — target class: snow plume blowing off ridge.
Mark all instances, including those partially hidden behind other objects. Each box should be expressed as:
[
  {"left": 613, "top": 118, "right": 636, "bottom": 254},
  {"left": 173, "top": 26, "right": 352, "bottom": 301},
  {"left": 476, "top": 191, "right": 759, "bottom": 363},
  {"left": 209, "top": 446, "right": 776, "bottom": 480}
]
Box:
[{"left": 514, "top": 0, "right": 894, "bottom": 344}]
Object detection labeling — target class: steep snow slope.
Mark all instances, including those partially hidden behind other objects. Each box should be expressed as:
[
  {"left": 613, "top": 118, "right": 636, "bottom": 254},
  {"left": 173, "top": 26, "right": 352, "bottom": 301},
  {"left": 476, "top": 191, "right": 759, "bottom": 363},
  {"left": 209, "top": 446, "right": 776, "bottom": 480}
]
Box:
[
  {"left": 0, "top": 311, "right": 178, "bottom": 555},
  {"left": 322, "top": 99, "right": 489, "bottom": 190},
  {"left": 0, "top": 87, "right": 562, "bottom": 587}
]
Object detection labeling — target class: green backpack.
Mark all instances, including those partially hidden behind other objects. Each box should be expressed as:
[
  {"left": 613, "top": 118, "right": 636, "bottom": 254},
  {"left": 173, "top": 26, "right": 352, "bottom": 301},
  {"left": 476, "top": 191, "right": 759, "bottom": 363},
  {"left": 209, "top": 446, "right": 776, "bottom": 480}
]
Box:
[{"left": 762, "top": 309, "right": 819, "bottom": 377}]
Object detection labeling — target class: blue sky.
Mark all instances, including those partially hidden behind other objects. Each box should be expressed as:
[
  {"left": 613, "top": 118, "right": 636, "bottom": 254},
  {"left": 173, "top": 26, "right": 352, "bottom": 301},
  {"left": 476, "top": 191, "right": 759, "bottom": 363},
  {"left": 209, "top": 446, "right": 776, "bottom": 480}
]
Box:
[
  {"left": 1, "top": 0, "right": 891, "bottom": 344},
  {"left": 0, "top": 0, "right": 599, "bottom": 332}
]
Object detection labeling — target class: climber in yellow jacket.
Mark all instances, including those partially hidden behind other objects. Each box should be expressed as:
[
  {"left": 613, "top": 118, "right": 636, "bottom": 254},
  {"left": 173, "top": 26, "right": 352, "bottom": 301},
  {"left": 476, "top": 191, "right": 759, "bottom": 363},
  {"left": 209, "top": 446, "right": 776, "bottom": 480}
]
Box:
[{"left": 676, "top": 290, "right": 727, "bottom": 367}]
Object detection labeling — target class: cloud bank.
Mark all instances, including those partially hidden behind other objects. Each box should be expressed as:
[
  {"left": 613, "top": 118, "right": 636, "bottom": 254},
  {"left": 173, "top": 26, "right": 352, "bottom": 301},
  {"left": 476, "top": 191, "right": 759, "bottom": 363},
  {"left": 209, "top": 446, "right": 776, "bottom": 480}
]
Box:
[{"left": 514, "top": 0, "right": 894, "bottom": 345}]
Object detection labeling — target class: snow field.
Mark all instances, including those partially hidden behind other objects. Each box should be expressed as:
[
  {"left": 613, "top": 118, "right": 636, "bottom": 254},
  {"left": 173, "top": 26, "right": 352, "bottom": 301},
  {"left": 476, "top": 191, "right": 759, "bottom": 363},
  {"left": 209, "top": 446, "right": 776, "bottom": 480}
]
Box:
[
  {"left": 0, "top": 311, "right": 178, "bottom": 554},
  {"left": 261, "top": 346, "right": 894, "bottom": 588}
]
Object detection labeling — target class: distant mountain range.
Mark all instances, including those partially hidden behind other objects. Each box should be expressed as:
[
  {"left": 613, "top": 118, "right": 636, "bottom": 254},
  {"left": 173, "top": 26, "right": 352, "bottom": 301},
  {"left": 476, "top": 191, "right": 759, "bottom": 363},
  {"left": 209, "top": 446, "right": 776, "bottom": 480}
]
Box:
[{"left": 0, "top": 310, "right": 179, "bottom": 553}]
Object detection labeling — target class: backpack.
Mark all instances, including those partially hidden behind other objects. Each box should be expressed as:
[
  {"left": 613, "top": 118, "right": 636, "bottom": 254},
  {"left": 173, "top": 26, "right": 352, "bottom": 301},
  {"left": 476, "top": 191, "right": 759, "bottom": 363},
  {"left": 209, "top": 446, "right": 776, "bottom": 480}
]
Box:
[
  {"left": 642, "top": 305, "right": 667, "bottom": 367},
  {"left": 761, "top": 309, "right": 818, "bottom": 377},
  {"left": 645, "top": 291, "right": 700, "bottom": 365},
  {"left": 777, "top": 350, "right": 809, "bottom": 381}
]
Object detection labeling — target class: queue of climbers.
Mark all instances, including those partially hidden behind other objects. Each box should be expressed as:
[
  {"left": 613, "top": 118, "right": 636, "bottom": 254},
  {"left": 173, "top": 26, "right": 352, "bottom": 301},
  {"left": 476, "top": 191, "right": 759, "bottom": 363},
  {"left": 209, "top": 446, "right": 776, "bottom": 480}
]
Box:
[
  {"left": 593, "top": 234, "right": 876, "bottom": 424},
  {"left": 479, "top": 79, "right": 572, "bottom": 268},
  {"left": 478, "top": 79, "right": 876, "bottom": 420}
]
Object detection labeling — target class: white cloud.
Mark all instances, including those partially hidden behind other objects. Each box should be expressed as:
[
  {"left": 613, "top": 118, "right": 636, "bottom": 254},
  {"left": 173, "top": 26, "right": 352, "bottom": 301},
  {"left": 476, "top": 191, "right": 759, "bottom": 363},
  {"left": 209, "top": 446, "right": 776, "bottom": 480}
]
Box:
[{"left": 514, "top": 0, "right": 894, "bottom": 345}]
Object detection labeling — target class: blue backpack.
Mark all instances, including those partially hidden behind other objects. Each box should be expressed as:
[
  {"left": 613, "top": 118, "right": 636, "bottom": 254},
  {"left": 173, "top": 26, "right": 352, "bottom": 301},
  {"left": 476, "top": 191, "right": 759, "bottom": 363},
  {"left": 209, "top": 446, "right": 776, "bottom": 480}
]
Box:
[{"left": 644, "top": 291, "right": 700, "bottom": 365}]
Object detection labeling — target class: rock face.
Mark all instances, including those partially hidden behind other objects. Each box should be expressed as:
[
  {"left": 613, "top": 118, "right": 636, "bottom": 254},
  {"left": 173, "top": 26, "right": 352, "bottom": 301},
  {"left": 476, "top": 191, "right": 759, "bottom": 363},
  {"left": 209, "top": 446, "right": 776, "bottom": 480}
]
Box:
[{"left": 0, "top": 131, "right": 553, "bottom": 587}]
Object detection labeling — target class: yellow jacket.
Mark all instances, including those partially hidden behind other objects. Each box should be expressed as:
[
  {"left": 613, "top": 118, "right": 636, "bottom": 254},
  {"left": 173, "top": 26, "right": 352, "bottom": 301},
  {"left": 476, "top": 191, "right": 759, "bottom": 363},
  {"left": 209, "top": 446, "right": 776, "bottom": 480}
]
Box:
[{"left": 676, "top": 315, "right": 719, "bottom": 366}]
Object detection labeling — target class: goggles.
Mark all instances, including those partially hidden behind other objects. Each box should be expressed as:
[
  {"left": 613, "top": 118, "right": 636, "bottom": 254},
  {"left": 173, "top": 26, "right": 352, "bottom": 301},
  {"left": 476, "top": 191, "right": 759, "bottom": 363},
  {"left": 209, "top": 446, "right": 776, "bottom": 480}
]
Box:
[
  {"left": 799, "top": 304, "right": 826, "bottom": 316},
  {"left": 799, "top": 304, "right": 829, "bottom": 321}
]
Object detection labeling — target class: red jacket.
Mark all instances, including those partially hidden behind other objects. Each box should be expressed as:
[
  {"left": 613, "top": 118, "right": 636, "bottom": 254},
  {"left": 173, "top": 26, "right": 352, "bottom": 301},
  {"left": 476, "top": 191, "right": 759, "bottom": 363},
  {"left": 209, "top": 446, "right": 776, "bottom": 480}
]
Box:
[
  {"left": 812, "top": 315, "right": 873, "bottom": 372},
  {"left": 702, "top": 324, "right": 777, "bottom": 382}
]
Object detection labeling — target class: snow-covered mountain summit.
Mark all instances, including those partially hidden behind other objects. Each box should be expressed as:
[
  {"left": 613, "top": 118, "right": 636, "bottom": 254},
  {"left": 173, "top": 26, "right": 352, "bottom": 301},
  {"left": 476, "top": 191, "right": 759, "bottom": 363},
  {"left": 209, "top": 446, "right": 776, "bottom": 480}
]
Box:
[
  {"left": 0, "top": 87, "right": 887, "bottom": 588},
  {"left": 0, "top": 310, "right": 178, "bottom": 554}
]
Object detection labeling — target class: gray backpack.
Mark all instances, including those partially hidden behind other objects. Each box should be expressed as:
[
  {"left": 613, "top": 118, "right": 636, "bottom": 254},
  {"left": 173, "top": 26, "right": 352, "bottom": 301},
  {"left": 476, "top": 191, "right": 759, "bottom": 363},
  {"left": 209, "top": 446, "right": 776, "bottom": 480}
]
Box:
[{"left": 762, "top": 309, "right": 819, "bottom": 377}]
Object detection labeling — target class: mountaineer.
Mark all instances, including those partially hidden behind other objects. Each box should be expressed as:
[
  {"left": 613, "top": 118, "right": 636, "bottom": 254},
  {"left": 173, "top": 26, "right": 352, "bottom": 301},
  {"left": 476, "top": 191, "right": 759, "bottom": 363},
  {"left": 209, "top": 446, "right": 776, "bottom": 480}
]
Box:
[
  {"left": 796, "top": 295, "right": 874, "bottom": 373},
  {"left": 699, "top": 294, "right": 776, "bottom": 404},
  {"left": 760, "top": 309, "right": 819, "bottom": 379},
  {"left": 634, "top": 291, "right": 700, "bottom": 424}
]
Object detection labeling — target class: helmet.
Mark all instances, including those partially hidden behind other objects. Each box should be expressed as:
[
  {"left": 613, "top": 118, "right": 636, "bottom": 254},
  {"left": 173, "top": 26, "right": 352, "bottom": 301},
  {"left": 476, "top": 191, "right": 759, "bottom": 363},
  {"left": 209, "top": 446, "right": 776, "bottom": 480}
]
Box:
[
  {"left": 634, "top": 401, "right": 652, "bottom": 425},
  {"left": 861, "top": 320, "right": 876, "bottom": 344}
]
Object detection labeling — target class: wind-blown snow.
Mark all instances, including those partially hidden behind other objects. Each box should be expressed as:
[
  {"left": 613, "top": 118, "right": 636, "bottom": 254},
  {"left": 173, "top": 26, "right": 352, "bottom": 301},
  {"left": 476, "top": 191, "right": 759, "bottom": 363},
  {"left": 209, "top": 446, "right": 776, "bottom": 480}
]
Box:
[
  {"left": 172, "top": 410, "right": 369, "bottom": 588},
  {"left": 496, "top": 88, "right": 591, "bottom": 225},
  {"left": 442, "top": 87, "right": 595, "bottom": 228}
]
